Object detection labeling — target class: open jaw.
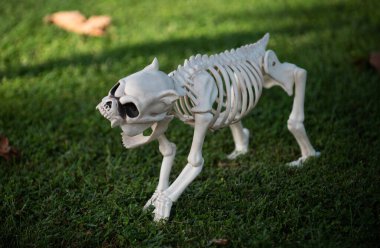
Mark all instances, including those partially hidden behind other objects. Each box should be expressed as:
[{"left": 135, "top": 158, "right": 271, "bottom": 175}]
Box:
[
  {"left": 121, "top": 116, "right": 174, "bottom": 149},
  {"left": 120, "top": 123, "right": 156, "bottom": 149},
  {"left": 120, "top": 123, "right": 152, "bottom": 137},
  {"left": 96, "top": 99, "right": 160, "bottom": 149},
  {"left": 97, "top": 116, "right": 154, "bottom": 149}
]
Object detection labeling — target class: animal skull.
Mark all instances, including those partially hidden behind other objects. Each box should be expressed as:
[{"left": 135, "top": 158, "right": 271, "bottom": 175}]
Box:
[{"left": 96, "top": 58, "right": 179, "bottom": 148}]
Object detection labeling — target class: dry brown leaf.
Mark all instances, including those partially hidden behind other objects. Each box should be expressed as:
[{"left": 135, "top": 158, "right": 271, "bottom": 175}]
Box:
[
  {"left": 217, "top": 160, "right": 239, "bottom": 168},
  {"left": 209, "top": 238, "right": 229, "bottom": 246},
  {"left": 369, "top": 52, "right": 380, "bottom": 73},
  {"left": 0, "top": 135, "right": 19, "bottom": 160},
  {"left": 44, "top": 11, "right": 111, "bottom": 36}
]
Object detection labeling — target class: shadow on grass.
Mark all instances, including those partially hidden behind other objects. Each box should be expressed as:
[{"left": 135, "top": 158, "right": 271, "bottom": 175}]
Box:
[{"left": 0, "top": 1, "right": 361, "bottom": 79}]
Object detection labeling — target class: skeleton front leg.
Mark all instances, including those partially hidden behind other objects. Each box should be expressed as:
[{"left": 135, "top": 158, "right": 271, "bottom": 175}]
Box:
[
  {"left": 227, "top": 121, "right": 250, "bottom": 160},
  {"left": 144, "top": 134, "right": 176, "bottom": 210},
  {"left": 153, "top": 112, "right": 212, "bottom": 221}
]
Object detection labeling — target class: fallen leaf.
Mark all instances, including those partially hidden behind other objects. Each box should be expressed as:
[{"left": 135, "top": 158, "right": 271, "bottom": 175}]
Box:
[
  {"left": 353, "top": 56, "right": 370, "bottom": 70},
  {"left": 217, "top": 160, "right": 239, "bottom": 168},
  {"left": 0, "top": 135, "right": 20, "bottom": 160},
  {"left": 44, "top": 11, "right": 111, "bottom": 36},
  {"left": 209, "top": 238, "right": 229, "bottom": 246},
  {"left": 369, "top": 52, "right": 380, "bottom": 73}
]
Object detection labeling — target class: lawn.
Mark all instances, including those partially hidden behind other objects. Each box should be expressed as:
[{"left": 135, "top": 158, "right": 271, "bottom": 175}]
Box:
[{"left": 1, "top": 0, "right": 380, "bottom": 247}]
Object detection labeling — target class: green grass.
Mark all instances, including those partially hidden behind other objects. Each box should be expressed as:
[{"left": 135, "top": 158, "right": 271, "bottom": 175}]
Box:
[{"left": 1, "top": 0, "right": 380, "bottom": 246}]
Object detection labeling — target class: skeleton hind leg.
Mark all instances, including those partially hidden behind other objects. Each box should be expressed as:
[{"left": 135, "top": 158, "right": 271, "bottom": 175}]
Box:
[
  {"left": 227, "top": 121, "right": 250, "bottom": 160},
  {"left": 263, "top": 50, "right": 320, "bottom": 166},
  {"left": 287, "top": 66, "right": 320, "bottom": 165}
]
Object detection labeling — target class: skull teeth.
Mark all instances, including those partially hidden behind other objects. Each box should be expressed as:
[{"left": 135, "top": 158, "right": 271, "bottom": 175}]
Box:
[{"left": 97, "top": 99, "right": 120, "bottom": 122}]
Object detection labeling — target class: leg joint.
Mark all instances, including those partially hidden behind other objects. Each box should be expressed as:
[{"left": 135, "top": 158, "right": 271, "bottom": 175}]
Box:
[
  {"left": 159, "top": 142, "right": 176, "bottom": 157},
  {"left": 287, "top": 119, "right": 305, "bottom": 132},
  {"left": 195, "top": 112, "right": 213, "bottom": 125},
  {"left": 187, "top": 153, "right": 204, "bottom": 167},
  {"left": 293, "top": 67, "right": 307, "bottom": 80}
]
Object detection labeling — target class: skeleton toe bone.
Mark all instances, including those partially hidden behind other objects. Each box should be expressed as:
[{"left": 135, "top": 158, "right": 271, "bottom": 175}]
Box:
[
  {"left": 153, "top": 192, "right": 173, "bottom": 222},
  {"left": 143, "top": 189, "right": 160, "bottom": 211},
  {"left": 227, "top": 149, "right": 248, "bottom": 160},
  {"left": 287, "top": 151, "right": 321, "bottom": 167}
]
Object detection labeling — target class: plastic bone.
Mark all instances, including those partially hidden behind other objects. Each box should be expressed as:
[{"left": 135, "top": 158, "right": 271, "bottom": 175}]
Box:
[{"left": 96, "top": 33, "right": 320, "bottom": 221}]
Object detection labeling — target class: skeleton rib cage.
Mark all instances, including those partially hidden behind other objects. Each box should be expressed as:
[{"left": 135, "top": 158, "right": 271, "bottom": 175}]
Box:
[{"left": 169, "top": 33, "right": 269, "bottom": 130}]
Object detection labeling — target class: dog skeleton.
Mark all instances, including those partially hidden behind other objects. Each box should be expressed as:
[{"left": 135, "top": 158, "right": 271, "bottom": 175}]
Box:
[{"left": 97, "top": 33, "right": 320, "bottom": 221}]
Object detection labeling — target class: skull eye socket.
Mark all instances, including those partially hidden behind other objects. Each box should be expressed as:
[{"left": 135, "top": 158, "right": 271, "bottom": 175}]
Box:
[
  {"left": 109, "top": 82, "right": 120, "bottom": 96},
  {"left": 119, "top": 102, "right": 139, "bottom": 118}
]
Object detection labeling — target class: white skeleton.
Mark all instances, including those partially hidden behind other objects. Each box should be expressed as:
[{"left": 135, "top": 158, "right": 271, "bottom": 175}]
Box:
[{"left": 96, "top": 33, "right": 320, "bottom": 221}]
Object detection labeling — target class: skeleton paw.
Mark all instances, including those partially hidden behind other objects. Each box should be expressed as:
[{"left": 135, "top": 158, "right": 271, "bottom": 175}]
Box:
[
  {"left": 227, "top": 128, "right": 249, "bottom": 160},
  {"left": 153, "top": 192, "right": 173, "bottom": 222},
  {"left": 227, "top": 149, "right": 248, "bottom": 160},
  {"left": 287, "top": 151, "right": 321, "bottom": 167},
  {"left": 143, "top": 190, "right": 160, "bottom": 211}
]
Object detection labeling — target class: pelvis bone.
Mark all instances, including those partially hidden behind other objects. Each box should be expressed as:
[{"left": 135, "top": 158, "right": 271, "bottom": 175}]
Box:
[{"left": 96, "top": 33, "right": 320, "bottom": 221}]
